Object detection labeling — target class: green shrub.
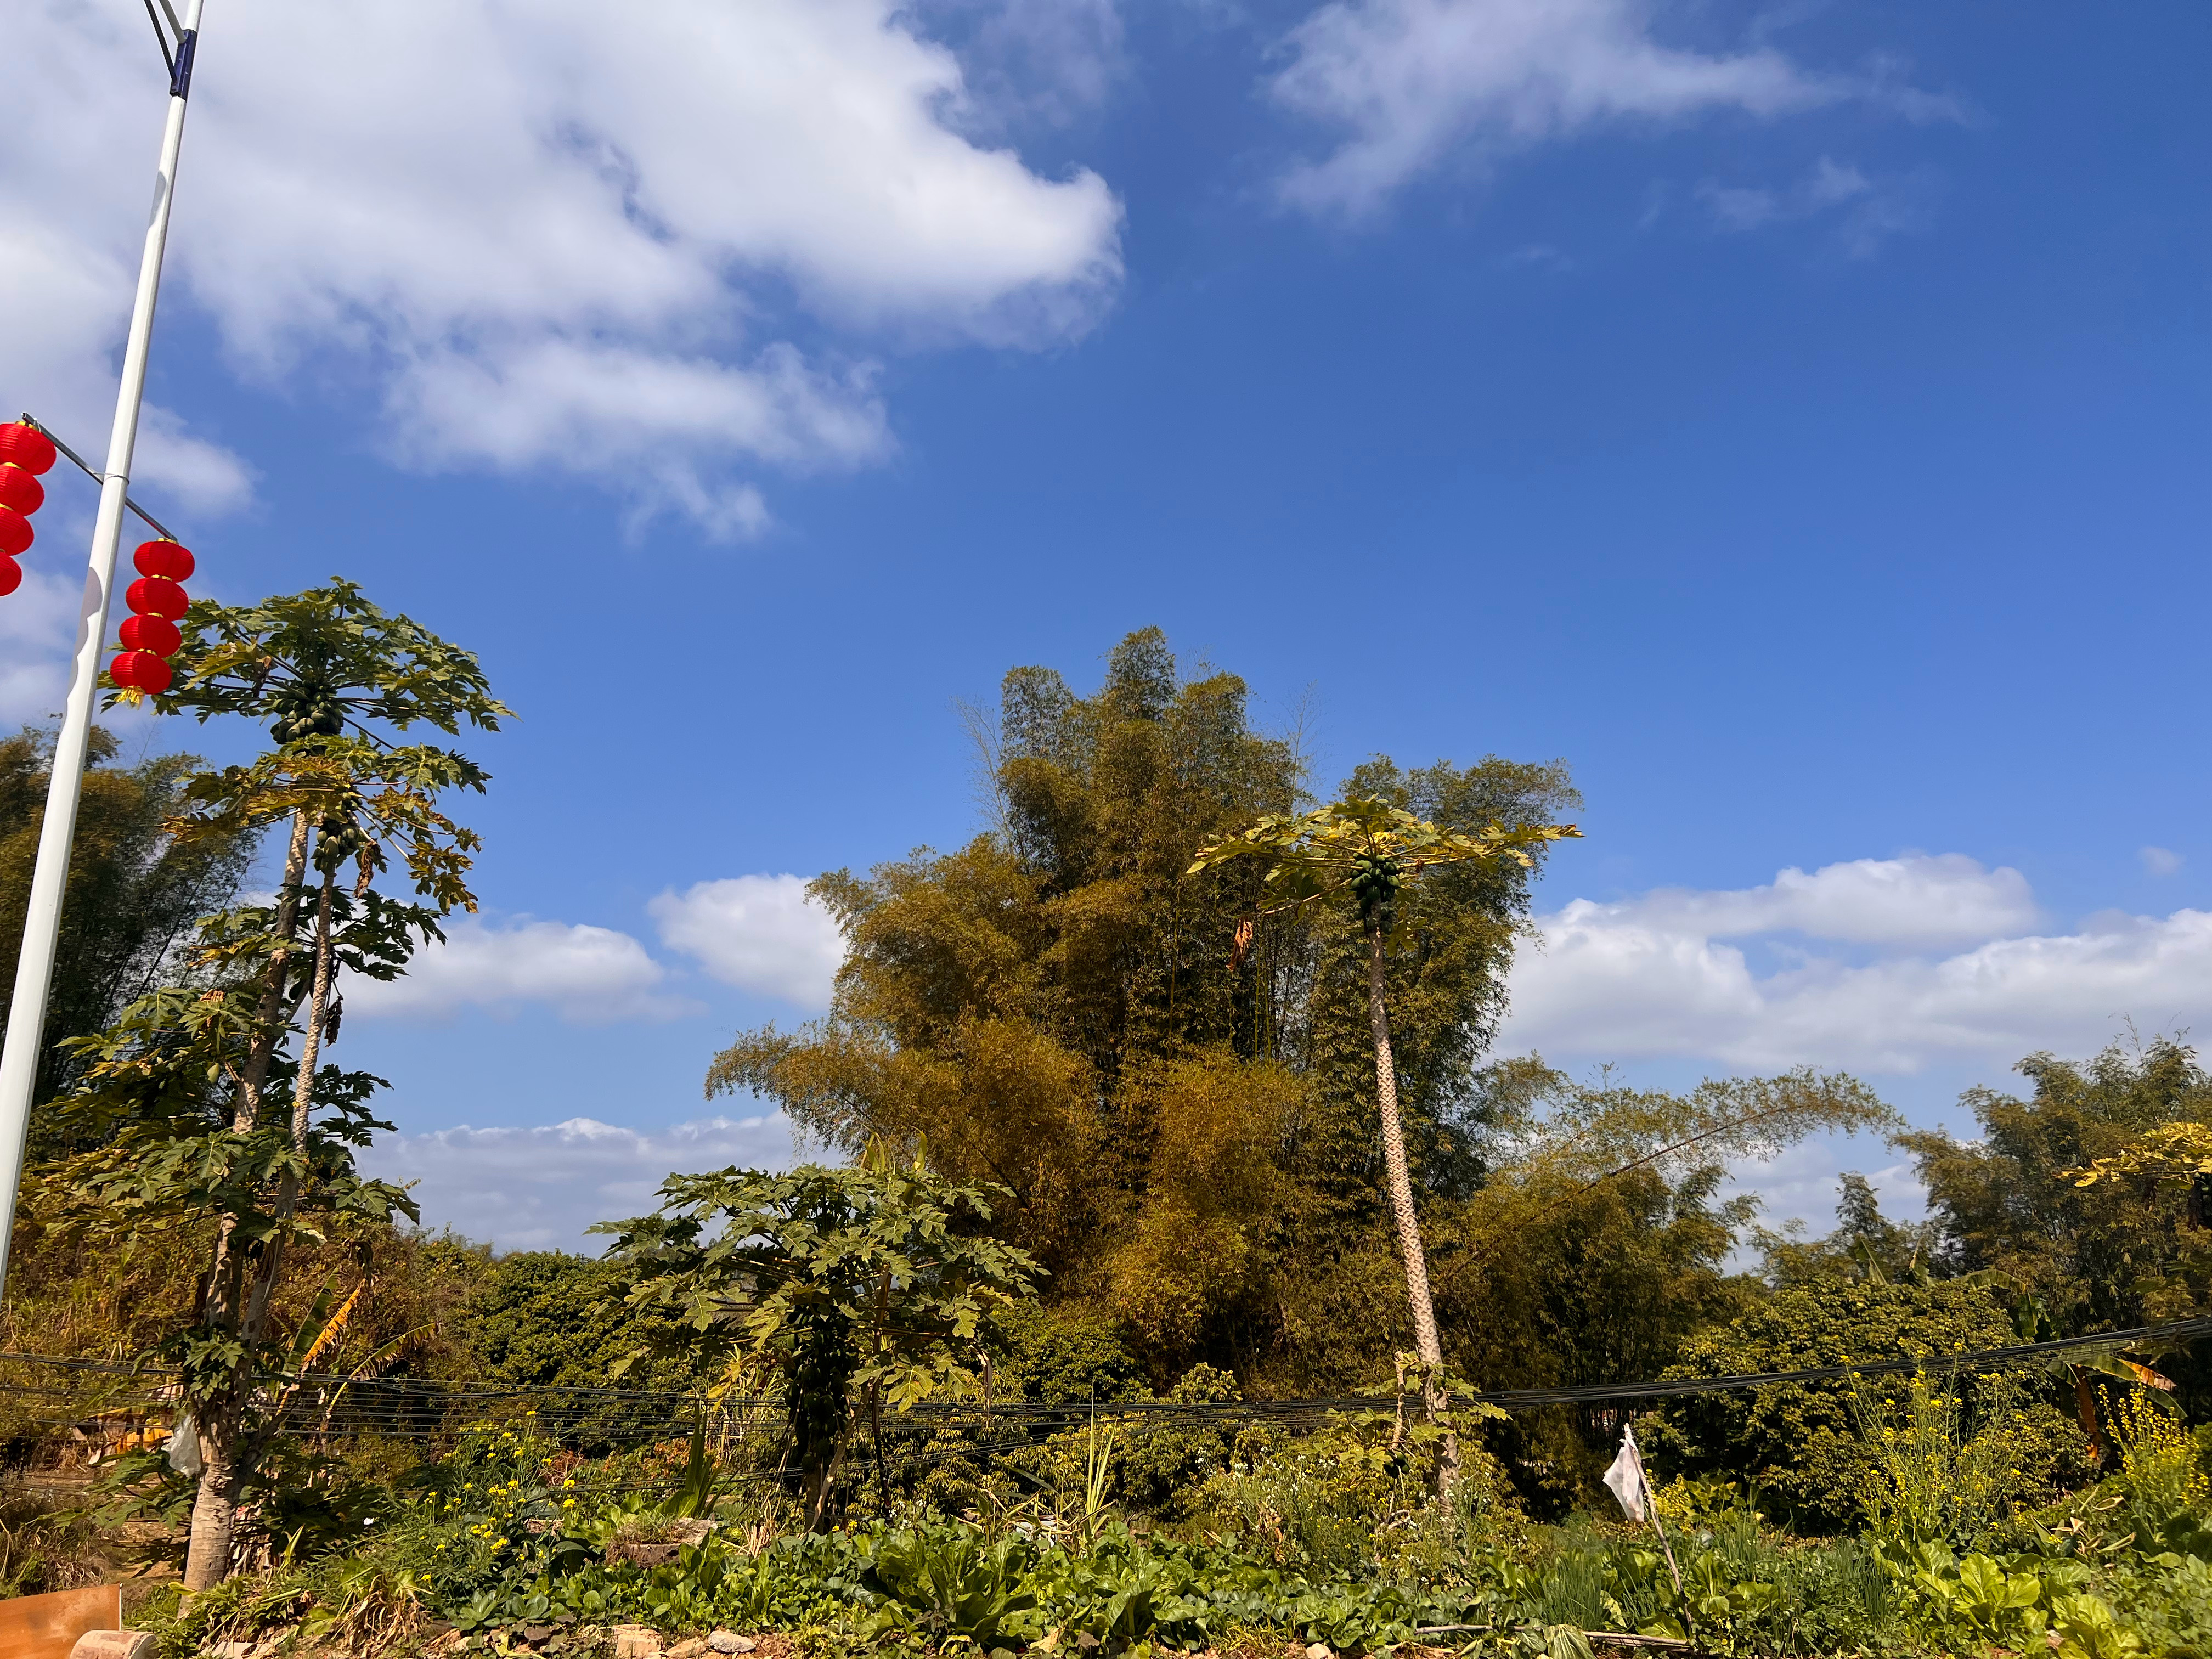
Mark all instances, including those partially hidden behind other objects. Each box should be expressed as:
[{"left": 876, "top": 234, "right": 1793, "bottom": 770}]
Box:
[
  {"left": 2108, "top": 1389, "right": 2211, "bottom": 1554},
  {"left": 453, "top": 1252, "right": 710, "bottom": 1448},
  {"left": 996, "top": 1306, "right": 1150, "bottom": 1405},
  {"left": 1199, "top": 1408, "right": 1522, "bottom": 1575},
  {"left": 1849, "top": 1370, "right": 2093, "bottom": 1550},
  {"left": 1654, "top": 1278, "right": 2075, "bottom": 1531}
]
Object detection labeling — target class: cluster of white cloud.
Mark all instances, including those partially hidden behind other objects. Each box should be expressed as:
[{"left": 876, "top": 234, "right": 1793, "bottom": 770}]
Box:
[
  {"left": 348, "top": 855, "right": 2207, "bottom": 1087},
  {"left": 367, "top": 1111, "right": 798, "bottom": 1252},
  {"left": 9, "top": 0, "right": 1122, "bottom": 536},
  {"left": 343, "top": 916, "right": 696, "bottom": 1025},
  {"left": 647, "top": 875, "right": 845, "bottom": 1011},
  {"left": 0, "top": 565, "right": 85, "bottom": 724},
  {"left": 3, "top": 0, "right": 1956, "bottom": 596},
  {"left": 341, "top": 853, "right": 2205, "bottom": 1246},
  {"left": 1695, "top": 156, "right": 1933, "bottom": 257},
  {"left": 345, "top": 876, "right": 844, "bottom": 1026},
  {"left": 1266, "top": 0, "right": 1956, "bottom": 217},
  {"left": 1500, "top": 855, "right": 2210, "bottom": 1073}
]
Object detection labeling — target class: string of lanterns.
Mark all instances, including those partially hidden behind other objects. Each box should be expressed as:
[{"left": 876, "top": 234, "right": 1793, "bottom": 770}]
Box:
[
  {"left": 0, "top": 421, "right": 58, "bottom": 596},
  {"left": 0, "top": 419, "right": 199, "bottom": 698},
  {"left": 112, "top": 540, "right": 195, "bottom": 696}
]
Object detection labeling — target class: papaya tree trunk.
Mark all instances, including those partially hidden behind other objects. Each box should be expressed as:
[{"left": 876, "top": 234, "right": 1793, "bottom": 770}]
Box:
[
  {"left": 181, "top": 1421, "right": 243, "bottom": 1592},
  {"left": 195, "top": 810, "right": 311, "bottom": 1327},
  {"left": 185, "top": 845, "right": 337, "bottom": 1591},
  {"left": 183, "top": 809, "right": 314, "bottom": 1593},
  {"left": 239, "top": 808, "right": 315, "bottom": 1116},
  {"left": 1365, "top": 918, "right": 1459, "bottom": 1489},
  {"left": 244, "top": 859, "right": 337, "bottom": 1339}
]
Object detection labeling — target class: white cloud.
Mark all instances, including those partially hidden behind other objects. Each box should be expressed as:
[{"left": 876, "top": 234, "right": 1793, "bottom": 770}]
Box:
[
  {"left": 1267, "top": 0, "right": 1955, "bottom": 217},
  {"left": 369, "top": 1112, "right": 799, "bottom": 1252},
  {"left": 0, "top": 162, "right": 256, "bottom": 520},
  {"left": 9, "top": 0, "right": 1122, "bottom": 535},
  {"left": 1621, "top": 854, "right": 2039, "bottom": 949},
  {"left": 650, "top": 875, "right": 845, "bottom": 1011},
  {"left": 1696, "top": 156, "right": 1932, "bottom": 256},
  {"left": 345, "top": 916, "right": 695, "bottom": 1025},
  {"left": 919, "top": 0, "right": 1128, "bottom": 129},
  {"left": 1501, "top": 855, "right": 2210, "bottom": 1073},
  {"left": 1698, "top": 154, "right": 1869, "bottom": 229},
  {"left": 0, "top": 566, "right": 88, "bottom": 724},
  {"left": 2141, "top": 846, "right": 2185, "bottom": 878},
  {"left": 1730, "top": 1143, "right": 1929, "bottom": 1238}
]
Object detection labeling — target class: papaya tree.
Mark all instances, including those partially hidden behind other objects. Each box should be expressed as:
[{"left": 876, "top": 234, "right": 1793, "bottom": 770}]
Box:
[
  {"left": 41, "top": 581, "right": 507, "bottom": 1589},
  {"left": 1187, "top": 799, "right": 1578, "bottom": 1476},
  {"left": 595, "top": 1144, "right": 1042, "bottom": 1527}
]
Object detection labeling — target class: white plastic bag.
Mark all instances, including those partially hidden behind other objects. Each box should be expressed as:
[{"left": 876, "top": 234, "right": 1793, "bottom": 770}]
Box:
[
  {"left": 1601, "top": 1424, "right": 1646, "bottom": 1521},
  {"left": 165, "top": 1413, "right": 202, "bottom": 1477}
]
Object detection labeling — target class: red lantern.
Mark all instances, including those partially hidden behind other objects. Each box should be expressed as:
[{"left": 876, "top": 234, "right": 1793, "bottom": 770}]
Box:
[
  {"left": 0, "top": 556, "right": 18, "bottom": 597},
  {"left": 0, "top": 509, "right": 29, "bottom": 560},
  {"left": 0, "top": 424, "right": 56, "bottom": 476},
  {"left": 133, "top": 539, "right": 195, "bottom": 580},
  {"left": 0, "top": 468, "right": 42, "bottom": 516},
  {"left": 126, "top": 575, "right": 188, "bottom": 619},
  {"left": 111, "top": 651, "right": 174, "bottom": 695},
  {"left": 120, "top": 613, "right": 182, "bottom": 657}
]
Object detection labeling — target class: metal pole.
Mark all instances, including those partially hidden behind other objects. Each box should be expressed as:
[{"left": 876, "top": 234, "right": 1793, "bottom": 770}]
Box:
[{"left": 0, "top": 0, "right": 208, "bottom": 1295}]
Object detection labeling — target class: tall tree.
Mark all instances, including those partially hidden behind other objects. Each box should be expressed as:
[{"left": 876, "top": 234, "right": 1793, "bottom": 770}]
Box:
[
  {"left": 1898, "top": 1037, "right": 2212, "bottom": 1414},
  {"left": 1187, "top": 797, "right": 1578, "bottom": 1452},
  {"left": 710, "top": 629, "right": 1583, "bottom": 1387},
  {"left": 40, "top": 580, "right": 507, "bottom": 1589},
  {"left": 0, "top": 725, "right": 254, "bottom": 1121}
]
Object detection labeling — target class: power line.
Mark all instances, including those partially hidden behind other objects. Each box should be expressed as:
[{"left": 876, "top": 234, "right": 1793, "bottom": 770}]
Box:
[{"left": 2, "top": 1311, "right": 2199, "bottom": 1444}]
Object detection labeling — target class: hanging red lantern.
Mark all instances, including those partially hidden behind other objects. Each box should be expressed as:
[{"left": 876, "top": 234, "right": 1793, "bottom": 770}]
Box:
[
  {"left": 120, "top": 613, "right": 182, "bottom": 657},
  {"left": 110, "top": 651, "right": 174, "bottom": 695},
  {"left": 126, "top": 575, "right": 188, "bottom": 619},
  {"left": 0, "top": 556, "right": 19, "bottom": 597},
  {"left": 0, "top": 424, "right": 57, "bottom": 476},
  {"left": 0, "top": 468, "right": 43, "bottom": 516},
  {"left": 0, "top": 509, "right": 29, "bottom": 560},
  {"left": 133, "top": 539, "right": 195, "bottom": 580}
]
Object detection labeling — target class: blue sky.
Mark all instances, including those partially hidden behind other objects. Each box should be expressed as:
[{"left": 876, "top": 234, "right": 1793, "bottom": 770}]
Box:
[{"left": 9, "top": 0, "right": 2207, "bottom": 1250}]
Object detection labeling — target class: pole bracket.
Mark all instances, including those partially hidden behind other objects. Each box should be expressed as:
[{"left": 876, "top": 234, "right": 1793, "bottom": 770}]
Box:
[{"left": 171, "top": 31, "right": 198, "bottom": 100}]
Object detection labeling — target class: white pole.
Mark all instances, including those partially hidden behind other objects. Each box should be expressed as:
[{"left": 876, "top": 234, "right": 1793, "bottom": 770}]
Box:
[{"left": 0, "top": 0, "right": 209, "bottom": 1295}]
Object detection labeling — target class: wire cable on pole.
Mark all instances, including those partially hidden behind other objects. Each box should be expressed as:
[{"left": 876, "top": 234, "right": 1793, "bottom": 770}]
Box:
[{"left": 19, "top": 414, "right": 182, "bottom": 541}]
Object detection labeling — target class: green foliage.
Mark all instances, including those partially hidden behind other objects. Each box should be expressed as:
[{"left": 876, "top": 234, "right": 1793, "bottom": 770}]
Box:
[
  {"left": 1899, "top": 1037, "right": 2212, "bottom": 1412},
  {"left": 1201, "top": 1409, "right": 1522, "bottom": 1576},
  {"left": 596, "top": 1150, "right": 1041, "bottom": 1523},
  {"left": 0, "top": 1477, "right": 109, "bottom": 1596},
  {"left": 0, "top": 725, "right": 256, "bottom": 1122},
  {"left": 995, "top": 1305, "right": 1149, "bottom": 1404},
  {"left": 2108, "top": 1387, "right": 2212, "bottom": 1555},
  {"left": 150, "top": 576, "right": 510, "bottom": 740},
  {"left": 1848, "top": 1369, "right": 2091, "bottom": 1550},
  {"left": 1417, "top": 1069, "right": 1895, "bottom": 1515},
  {"left": 1116, "top": 1363, "right": 1241, "bottom": 1518},
  {"left": 453, "top": 1251, "right": 712, "bottom": 1448},
  {"left": 1754, "top": 1171, "right": 1942, "bottom": 1288},
  {"left": 30, "top": 580, "right": 510, "bottom": 1588},
  {"left": 1185, "top": 794, "right": 1579, "bottom": 928},
  {"left": 702, "top": 630, "right": 1881, "bottom": 1410},
  {"left": 118, "top": 1398, "right": 2212, "bottom": 1659},
  {"left": 1654, "top": 1276, "right": 2088, "bottom": 1532}
]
